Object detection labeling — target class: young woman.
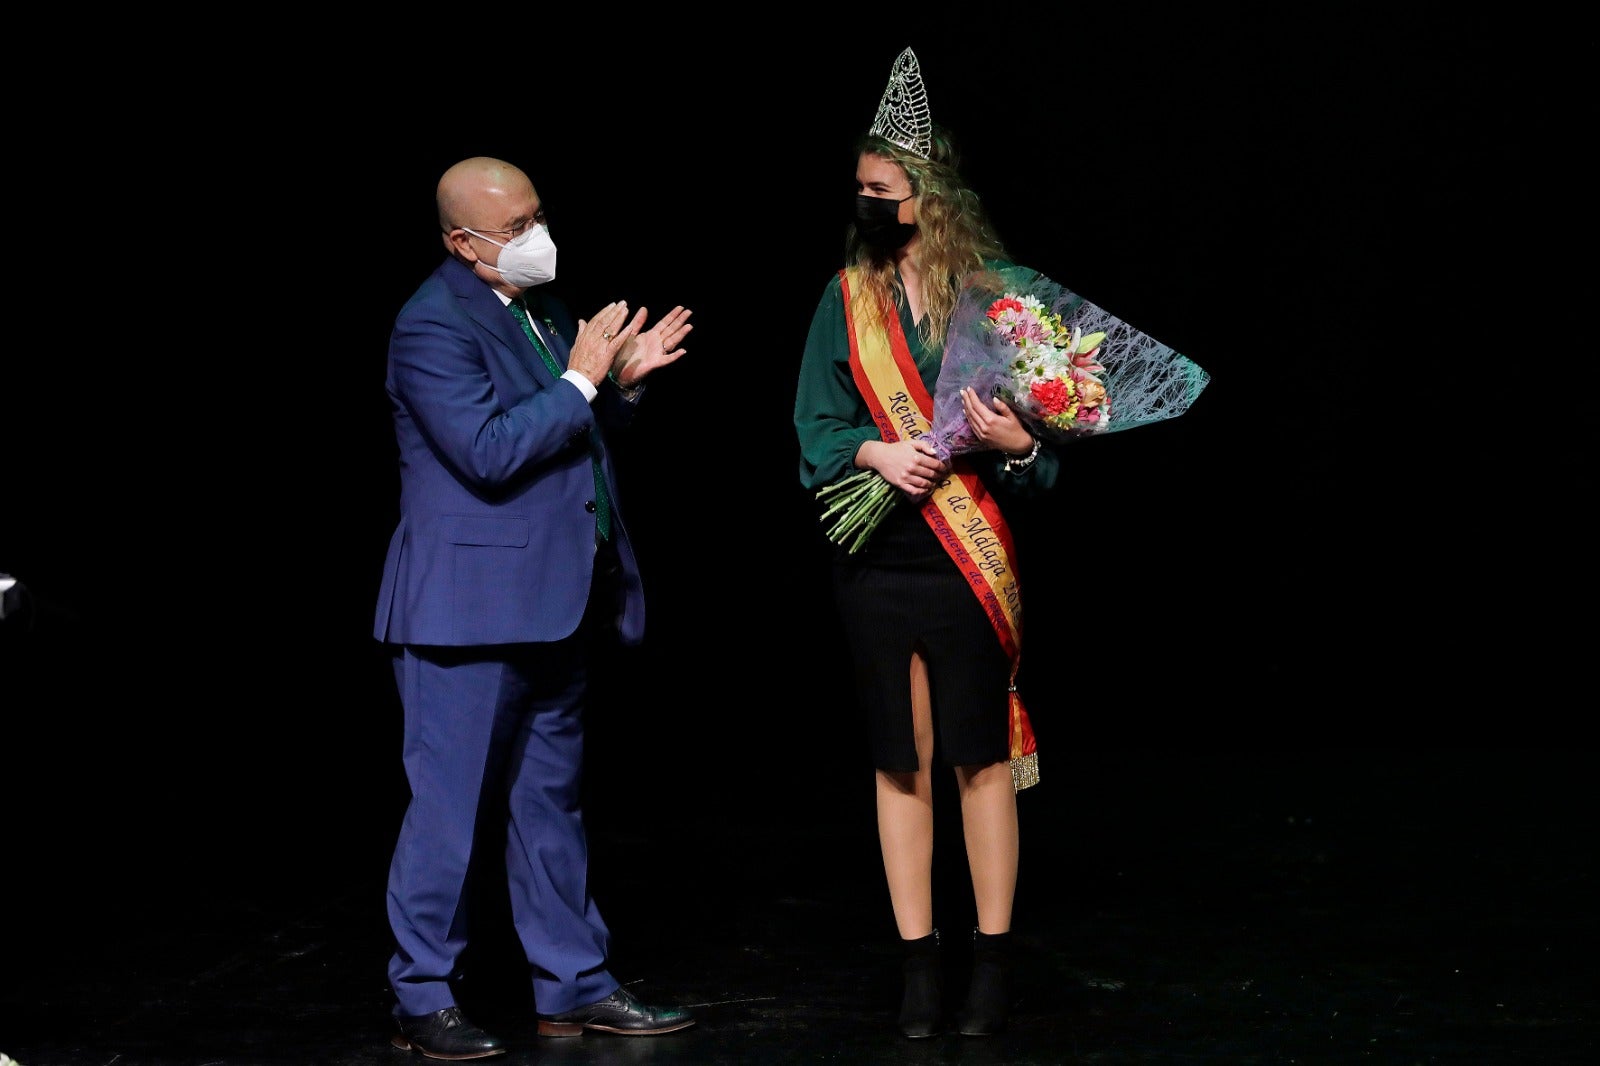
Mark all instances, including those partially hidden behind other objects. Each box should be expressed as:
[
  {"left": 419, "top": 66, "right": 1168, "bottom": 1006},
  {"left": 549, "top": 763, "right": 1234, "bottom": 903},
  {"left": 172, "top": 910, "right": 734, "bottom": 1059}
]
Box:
[{"left": 793, "top": 48, "right": 1061, "bottom": 1038}]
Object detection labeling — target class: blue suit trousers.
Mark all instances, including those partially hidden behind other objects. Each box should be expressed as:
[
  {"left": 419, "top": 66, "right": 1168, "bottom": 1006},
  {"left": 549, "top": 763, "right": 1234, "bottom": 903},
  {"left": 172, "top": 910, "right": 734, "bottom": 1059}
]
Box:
[{"left": 385, "top": 635, "right": 619, "bottom": 1017}]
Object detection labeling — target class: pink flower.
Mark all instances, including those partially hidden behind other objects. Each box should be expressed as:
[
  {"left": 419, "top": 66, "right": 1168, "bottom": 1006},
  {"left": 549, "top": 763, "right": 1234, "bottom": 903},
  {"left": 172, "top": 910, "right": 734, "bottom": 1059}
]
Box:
[{"left": 1069, "top": 345, "right": 1105, "bottom": 374}]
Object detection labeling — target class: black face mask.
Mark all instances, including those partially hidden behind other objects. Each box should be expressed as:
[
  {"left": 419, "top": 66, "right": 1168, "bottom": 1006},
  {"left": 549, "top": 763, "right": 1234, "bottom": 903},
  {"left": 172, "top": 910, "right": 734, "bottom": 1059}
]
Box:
[{"left": 854, "top": 194, "right": 917, "bottom": 251}]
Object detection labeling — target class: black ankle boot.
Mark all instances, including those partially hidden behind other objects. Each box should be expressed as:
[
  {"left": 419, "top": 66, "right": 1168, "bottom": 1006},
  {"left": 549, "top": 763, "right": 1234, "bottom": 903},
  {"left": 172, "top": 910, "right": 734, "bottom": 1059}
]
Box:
[
  {"left": 957, "top": 928, "right": 1011, "bottom": 1035},
  {"left": 898, "top": 930, "right": 943, "bottom": 1038}
]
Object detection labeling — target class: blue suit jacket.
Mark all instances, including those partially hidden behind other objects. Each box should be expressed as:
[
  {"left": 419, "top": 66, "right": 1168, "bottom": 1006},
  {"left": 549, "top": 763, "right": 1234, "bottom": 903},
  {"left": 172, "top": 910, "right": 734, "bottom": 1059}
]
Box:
[{"left": 373, "top": 257, "right": 645, "bottom": 647}]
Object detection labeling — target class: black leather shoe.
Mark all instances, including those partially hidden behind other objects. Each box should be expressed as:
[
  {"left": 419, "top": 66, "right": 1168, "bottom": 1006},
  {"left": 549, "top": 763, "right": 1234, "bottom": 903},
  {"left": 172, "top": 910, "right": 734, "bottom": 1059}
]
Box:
[
  {"left": 537, "top": 985, "right": 696, "bottom": 1037},
  {"left": 391, "top": 1006, "right": 506, "bottom": 1060}
]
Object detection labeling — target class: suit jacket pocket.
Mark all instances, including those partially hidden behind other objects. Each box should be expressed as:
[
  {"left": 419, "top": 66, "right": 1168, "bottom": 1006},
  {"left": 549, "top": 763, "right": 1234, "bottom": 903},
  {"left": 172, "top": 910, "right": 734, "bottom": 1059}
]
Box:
[{"left": 443, "top": 514, "right": 531, "bottom": 548}]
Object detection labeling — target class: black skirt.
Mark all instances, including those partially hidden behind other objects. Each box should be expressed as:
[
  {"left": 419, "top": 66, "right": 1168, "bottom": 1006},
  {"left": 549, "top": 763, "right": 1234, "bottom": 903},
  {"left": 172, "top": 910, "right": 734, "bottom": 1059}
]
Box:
[{"left": 830, "top": 499, "right": 1015, "bottom": 772}]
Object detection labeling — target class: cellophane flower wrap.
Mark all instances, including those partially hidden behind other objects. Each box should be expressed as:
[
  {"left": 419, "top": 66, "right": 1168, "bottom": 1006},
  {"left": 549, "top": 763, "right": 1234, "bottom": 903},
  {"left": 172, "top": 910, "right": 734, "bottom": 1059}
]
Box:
[
  {"left": 929, "top": 264, "right": 1210, "bottom": 457},
  {"left": 819, "top": 264, "right": 1210, "bottom": 552}
]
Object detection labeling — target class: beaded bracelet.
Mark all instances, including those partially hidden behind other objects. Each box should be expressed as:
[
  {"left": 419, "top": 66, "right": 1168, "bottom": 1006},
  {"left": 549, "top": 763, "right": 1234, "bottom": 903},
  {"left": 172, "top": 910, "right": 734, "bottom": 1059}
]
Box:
[{"left": 1002, "top": 436, "right": 1041, "bottom": 473}]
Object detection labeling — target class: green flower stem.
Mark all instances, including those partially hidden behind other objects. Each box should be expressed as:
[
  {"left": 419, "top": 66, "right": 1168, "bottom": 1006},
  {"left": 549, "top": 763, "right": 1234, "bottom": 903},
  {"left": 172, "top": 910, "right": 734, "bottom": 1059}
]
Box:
[
  {"left": 816, "top": 470, "right": 903, "bottom": 553},
  {"left": 818, "top": 481, "right": 872, "bottom": 521}
]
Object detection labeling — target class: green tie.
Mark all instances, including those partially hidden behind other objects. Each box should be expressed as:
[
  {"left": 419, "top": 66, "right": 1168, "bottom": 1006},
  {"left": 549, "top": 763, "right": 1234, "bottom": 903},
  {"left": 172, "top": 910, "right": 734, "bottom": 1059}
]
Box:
[{"left": 508, "top": 298, "right": 612, "bottom": 541}]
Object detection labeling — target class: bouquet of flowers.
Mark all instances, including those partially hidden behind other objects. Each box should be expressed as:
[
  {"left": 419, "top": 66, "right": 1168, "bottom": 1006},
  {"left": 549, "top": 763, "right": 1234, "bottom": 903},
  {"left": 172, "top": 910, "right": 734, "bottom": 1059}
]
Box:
[{"left": 819, "top": 264, "right": 1210, "bottom": 552}]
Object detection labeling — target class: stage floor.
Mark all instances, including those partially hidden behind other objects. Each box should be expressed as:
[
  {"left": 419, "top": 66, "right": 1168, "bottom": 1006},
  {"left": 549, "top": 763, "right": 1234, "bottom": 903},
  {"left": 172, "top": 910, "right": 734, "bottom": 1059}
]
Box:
[{"left": 5, "top": 749, "right": 1596, "bottom": 1065}]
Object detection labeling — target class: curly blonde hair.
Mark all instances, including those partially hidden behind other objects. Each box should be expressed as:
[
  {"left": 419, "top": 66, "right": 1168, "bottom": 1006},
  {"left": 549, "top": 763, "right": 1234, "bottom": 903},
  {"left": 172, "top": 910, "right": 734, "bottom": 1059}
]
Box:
[{"left": 847, "top": 129, "right": 1009, "bottom": 352}]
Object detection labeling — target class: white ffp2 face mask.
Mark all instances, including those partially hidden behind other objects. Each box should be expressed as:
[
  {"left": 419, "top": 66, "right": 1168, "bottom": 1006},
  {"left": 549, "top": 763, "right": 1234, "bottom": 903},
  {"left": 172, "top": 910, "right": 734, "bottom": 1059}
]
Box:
[{"left": 466, "top": 223, "right": 558, "bottom": 287}]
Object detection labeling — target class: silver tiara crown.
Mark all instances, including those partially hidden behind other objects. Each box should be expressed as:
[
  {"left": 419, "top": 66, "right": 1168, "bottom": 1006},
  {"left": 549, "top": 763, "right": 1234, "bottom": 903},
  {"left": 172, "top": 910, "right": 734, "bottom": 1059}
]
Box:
[{"left": 867, "top": 47, "right": 932, "bottom": 158}]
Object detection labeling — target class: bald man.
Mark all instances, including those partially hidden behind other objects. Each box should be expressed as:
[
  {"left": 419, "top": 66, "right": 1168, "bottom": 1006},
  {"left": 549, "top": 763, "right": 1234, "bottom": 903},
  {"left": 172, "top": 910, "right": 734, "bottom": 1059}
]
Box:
[{"left": 374, "top": 157, "right": 695, "bottom": 1059}]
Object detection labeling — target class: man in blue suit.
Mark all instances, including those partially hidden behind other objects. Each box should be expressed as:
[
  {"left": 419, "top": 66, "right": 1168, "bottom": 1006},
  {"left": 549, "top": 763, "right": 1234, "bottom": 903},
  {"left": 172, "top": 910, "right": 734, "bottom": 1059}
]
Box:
[{"left": 374, "top": 156, "right": 696, "bottom": 1059}]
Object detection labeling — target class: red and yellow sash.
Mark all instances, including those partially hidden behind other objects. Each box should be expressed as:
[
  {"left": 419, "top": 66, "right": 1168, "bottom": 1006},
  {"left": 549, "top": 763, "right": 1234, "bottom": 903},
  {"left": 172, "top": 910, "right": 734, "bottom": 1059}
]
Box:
[{"left": 839, "top": 268, "right": 1039, "bottom": 791}]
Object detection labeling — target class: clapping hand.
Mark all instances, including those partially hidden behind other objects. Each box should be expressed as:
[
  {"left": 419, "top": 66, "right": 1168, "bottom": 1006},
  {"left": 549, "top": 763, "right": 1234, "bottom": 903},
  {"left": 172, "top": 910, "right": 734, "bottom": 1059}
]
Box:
[
  {"left": 613, "top": 305, "right": 693, "bottom": 388},
  {"left": 572, "top": 302, "right": 645, "bottom": 386}
]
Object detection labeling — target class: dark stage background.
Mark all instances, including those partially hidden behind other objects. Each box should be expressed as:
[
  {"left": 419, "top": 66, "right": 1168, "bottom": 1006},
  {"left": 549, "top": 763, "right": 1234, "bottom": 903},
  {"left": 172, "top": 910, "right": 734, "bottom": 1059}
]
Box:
[{"left": 2, "top": 8, "right": 1579, "bottom": 996}]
